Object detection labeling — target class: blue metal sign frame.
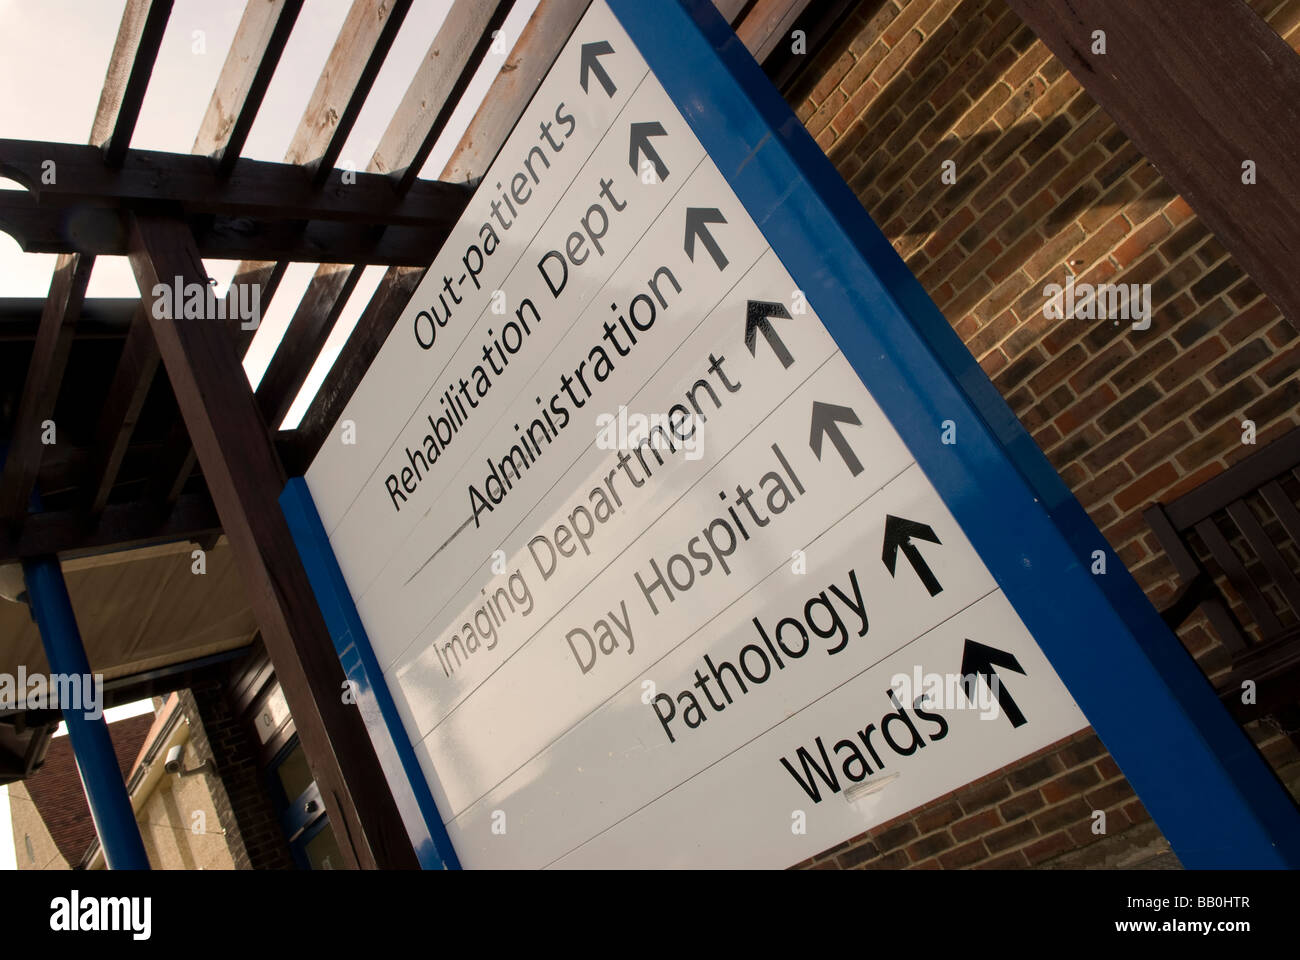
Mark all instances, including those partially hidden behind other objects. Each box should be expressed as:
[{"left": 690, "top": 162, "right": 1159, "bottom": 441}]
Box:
[
  {"left": 281, "top": 477, "right": 460, "bottom": 870},
  {"left": 282, "top": 0, "right": 1300, "bottom": 869}
]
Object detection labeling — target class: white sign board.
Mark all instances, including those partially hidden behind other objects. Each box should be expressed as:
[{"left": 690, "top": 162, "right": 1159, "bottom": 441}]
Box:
[{"left": 305, "top": 0, "right": 1088, "bottom": 868}]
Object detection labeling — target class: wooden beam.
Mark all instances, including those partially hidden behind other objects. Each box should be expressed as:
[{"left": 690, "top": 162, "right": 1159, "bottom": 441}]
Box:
[
  {"left": 0, "top": 493, "right": 220, "bottom": 564},
  {"left": 0, "top": 255, "right": 94, "bottom": 524},
  {"left": 734, "top": 0, "right": 812, "bottom": 62},
  {"left": 292, "top": 0, "right": 578, "bottom": 460},
  {"left": 125, "top": 212, "right": 417, "bottom": 869},
  {"left": 0, "top": 193, "right": 451, "bottom": 265},
  {"left": 0, "top": 298, "right": 136, "bottom": 341},
  {"left": 713, "top": 0, "right": 750, "bottom": 26},
  {"left": 442, "top": 0, "right": 590, "bottom": 185},
  {"left": 255, "top": 265, "right": 362, "bottom": 428},
  {"left": 87, "top": 305, "right": 159, "bottom": 515},
  {"left": 1004, "top": 0, "right": 1300, "bottom": 327},
  {"left": 288, "top": 0, "right": 413, "bottom": 185},
  {"left": 195, "top": 0, "right": 304, "bottom": 174},
  {"left": 0, "top": 140, "right": 471, "bottom": 227},
  {"left": 374, "top": 0, "right": 515, "bottom": 194},
  {"left": 91, "top": 0, "right": 175, "bottom": 167},
  {"left": 294, "top": 266, "right": 426, "bottom": 455},
  {"left": 262, "top": 0, "right": 512, "bottom": 442}
]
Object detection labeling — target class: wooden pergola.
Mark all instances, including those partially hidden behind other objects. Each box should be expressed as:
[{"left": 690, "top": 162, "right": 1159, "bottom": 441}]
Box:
[{"left": 0, "top": 0, "right": 837, "bottom": 869}]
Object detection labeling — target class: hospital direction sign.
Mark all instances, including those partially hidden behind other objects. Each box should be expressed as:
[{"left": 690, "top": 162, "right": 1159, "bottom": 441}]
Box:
[{"left": 303, "top": 0, "right": 1090, "bottom": 868}]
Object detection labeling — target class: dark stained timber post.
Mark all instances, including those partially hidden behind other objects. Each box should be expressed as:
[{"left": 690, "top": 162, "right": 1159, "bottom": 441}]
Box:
[{"left": 124, "top": 211, "right": 418, "bottom": 870}]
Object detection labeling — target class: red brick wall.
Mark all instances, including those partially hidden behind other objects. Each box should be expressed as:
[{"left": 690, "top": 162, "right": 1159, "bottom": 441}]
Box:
[{"left": 785, "top": 0, "right": 1300, "bottom": 868}]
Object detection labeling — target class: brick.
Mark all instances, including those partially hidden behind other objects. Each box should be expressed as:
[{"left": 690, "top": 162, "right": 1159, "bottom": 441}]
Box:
[
  {"left": 938, "top": 839, "right": 988, "bottom": 869},
  {"left": 1008, "top": 755, "right": 1063, "bottom": 791},
  {"left": 1082, "top": 423, "right": 1145, "bottom": 473},
  {"left": 1111, "top": 215, "right": 1171, "bottom": 268},
  {"left": 1190, "top": 261, "right": 1243, "bottom": 303},
  {"left": 1031, "top": 798, "right": 1090, "bottom": 834},
  {"left": 915, "top": 799, "right": 964, "bottom": 834},
  {"left": 858, "top": 849, "right": 911, "bottom": 870},
  {"left": 837, "top": 841, "right": 882, "bottom": 869},
  {"left": 1097, "top": 382, "right": 1161, "bottom": 434},
  {"left": 1040, "top": 765, "right": 1103, "bottom": 804},
  {"left": 1114, "top": 462, "right": 1179, "bottom": 512},
  {"left": 951, "top": 809, "right": 1002, "bottom": 842},
  {"left": 984, "top": 819, "right": 1038, "bottom": 853},
  {"left": 1027, "top": 343, "right": 1086, "bottom": 394},
  {"left": 1056, "top": 734, "right": 1106, "bottom": 769},
  {"left": 1085, "top": 779, "right": 1136, "bottom": 809},
  {"left": 1053, "top": 383, "right": 1118, "bottom": 435},
  {"left": 1139, "top": 379, "right": 1209, "bottom": 432},
  {"left": 873, "top": 821, "right": 919, "bottom": 852},
  {"left": 999, "top": 790, "right": 1046, "bottom": 822},
  {"left": 1190, "top": 377, "right": 1264, "bottom": 431},
  {"left": 1245, "top": 377, "right": 1300, "bottom": 429},
  {"left": 956, "top": 777, "right": 1011, "bottom": 813},
  {"left": 907, "top": 831, "right": 956, "bottom": 861}
]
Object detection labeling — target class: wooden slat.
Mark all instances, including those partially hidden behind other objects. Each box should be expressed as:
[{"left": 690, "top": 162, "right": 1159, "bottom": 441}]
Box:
[
  {"left": 287, "top": 0, "right": 413, "bottom": 185},
  {"left": 293, "top": 265, "right": 426, "bottom": 451},
  {"left": 1004, "top": 0, "right": 1300, "bottom": 328},
  {"left": 0, "top": 254, "right": 95, "bottom": 524},
  {"left": 1144, "top": 502, "right": 1250, "bottom": 654},
  {"left": 0, "top": 194, "right": 450, "bottom": 264},
  {"left": 713, "top": 0, "right": 750, "bottom": 26},
  {"left": 293, "top": 0, "right": 583, "bottom": 461},
  {"left": 442, "top": 0, "right": 591, "bottom": 184},
  {"left": 1260, "top": 480, "right": 1300, "bottom": 549},
  {"left": 87, "top": 305, "right": 159, "bottom": 515},
  {"left": 255, "top": 264, "right": 362, "bottom": 428},
  {"left": 262, "top": 0, "right": 511, "bottom": 438},
  {"left": 1196, "top": 516, "right": 1284, "bottom": 641},
  {"left": 374, "top": 0, "right": 515, "bottom": 194},
  {"left": 735, "top": 0, "right": 812, "bottom": 62},
  {"left": 194, "top": 0, "right": 304, "bottom": 174},
  {"left": 0, "top": 140, "right": 470, "bottom": 227},
  {"left": 0, "top": 493, "right": 220, "bottom": 564},
  {"left": 125, "top": 212, "right": 417, "bottom": 870},
  {"left": 92, "top": 0, "right": 175, "bottom": 167},
  {"left": 0, "top": 298, "right": 136, "bottom": 341},
  {"left": 1227, "top": 500, "right": 1300, "bottom": 617}
]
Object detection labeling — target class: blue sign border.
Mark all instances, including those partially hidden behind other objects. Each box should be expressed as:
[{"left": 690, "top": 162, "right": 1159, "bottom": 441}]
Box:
[
  {"left": 281, "top": 477, "right": 460, "bottom": 870},
  {"left": 602, "top": 0, "right": 1300, "bottom": 867}
]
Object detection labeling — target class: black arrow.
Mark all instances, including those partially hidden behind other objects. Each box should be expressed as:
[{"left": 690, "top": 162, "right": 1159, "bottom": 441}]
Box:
[
  {"left": 809, "top": 401, "right": 862, "bottom": 476},
  {"left": 960, "top": 639, "right": 1028, "bottom": 728},
  {"left": 579, "top": 40, "right": 616, "bottom": 96},
  {"left": 629, "top": 121, "right": 668, "bottom": 181},
  {"left": 684, "top": 207, "right": 728, "bottom": 269},
  {"left": 745, "top": 300, "right": 794, "bottom": 368},
  {"left": 881, "top": 515, "right": 943, "bottom": 596}
]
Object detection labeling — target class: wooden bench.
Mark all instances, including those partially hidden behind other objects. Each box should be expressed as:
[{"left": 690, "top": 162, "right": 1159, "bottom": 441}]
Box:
[{"left": 1144, "top": 427, "right": 1300, "bottom": 737}]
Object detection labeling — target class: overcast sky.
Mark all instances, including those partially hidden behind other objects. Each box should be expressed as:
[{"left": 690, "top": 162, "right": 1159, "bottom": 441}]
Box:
[{"left": 0, "top": 0, "right": 539, "bottom": 869}]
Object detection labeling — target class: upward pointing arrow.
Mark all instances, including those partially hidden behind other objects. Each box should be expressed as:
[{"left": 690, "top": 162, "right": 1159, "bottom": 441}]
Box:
[
  {"left": 579, "top": 41, "right": 616, "bottom": 97},
  {"left": 628, "top": 121, "right": 668, "bottom": 181},
  {"left": 881, "top": 515, "right": 943, "bottom": 596},
  {"left": 960, "top": 640, "right": 1028, "bottom": 728},
  {"left": 744, "top": 300, "right": 794, "bottom": 368},
  {"left": 809, "top": 401, "right": 862, "bottom": 476},
  {"left": 684, "top": 207, "right": 728, "bottom": 269}
]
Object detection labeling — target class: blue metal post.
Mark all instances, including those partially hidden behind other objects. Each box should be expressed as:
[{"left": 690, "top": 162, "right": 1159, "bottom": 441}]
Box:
[{"left": 22, "top": 557, "right": 151, "bottom": 870}]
